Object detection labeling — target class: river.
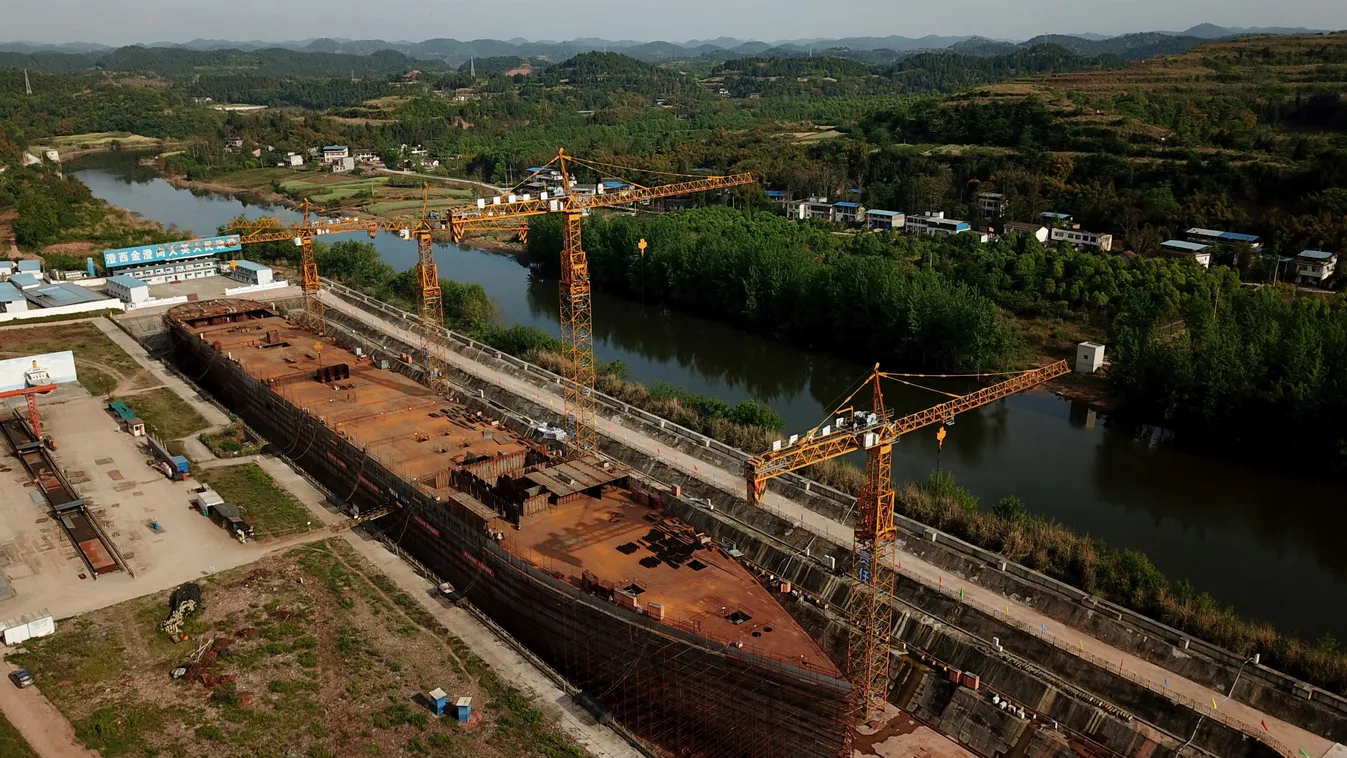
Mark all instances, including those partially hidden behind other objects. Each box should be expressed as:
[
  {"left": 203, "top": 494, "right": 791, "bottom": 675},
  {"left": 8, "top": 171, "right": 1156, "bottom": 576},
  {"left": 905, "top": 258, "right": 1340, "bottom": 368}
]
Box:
[{"left": 69, "top": 152, "right": 1347, "bottom": 640}]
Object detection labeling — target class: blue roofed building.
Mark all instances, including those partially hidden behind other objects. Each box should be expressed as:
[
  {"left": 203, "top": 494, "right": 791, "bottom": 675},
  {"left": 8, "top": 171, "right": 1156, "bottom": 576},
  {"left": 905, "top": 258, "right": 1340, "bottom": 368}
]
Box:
[
  {"left": 23, "top": 282, "right": 115, "bottom": 312},
  {"left": 106, "top": 274, "right": 150, "bottom": 304},
  {"left": 1293, "top": 250, "right": 1337, "bottom": 287},
  {"left": 0, "top": 281, "right": 27, "bottom": 313},
  {"left": 1185, "top": 227, "right": 1263, "bottom": 253},
  {"left": 907, "top": 211, "right": 972, "bottom": 237},
  {"left": 15, "top": 259, "right": 41, "bottom": 274},
  {"left": 1040, "top": 212, "right": 1073, "bottom": 226},
  {"left": 865, "top": 209, "right": 905, "bottom": 231},
  {"left": 830, "top": 201, "right": 865, "bottom": 224},
  {"left": 9, "top": 272, "right": 41, "bottom": 290},
  {"left": 1160, "top": 240, "right": 1213, "bottom": 268}
]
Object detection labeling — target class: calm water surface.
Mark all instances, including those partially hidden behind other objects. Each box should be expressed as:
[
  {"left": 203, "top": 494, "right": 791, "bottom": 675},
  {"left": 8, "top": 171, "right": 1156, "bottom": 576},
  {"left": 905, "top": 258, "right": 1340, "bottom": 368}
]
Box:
[{"left": 71, "top": 153, "right": 1347, "bottom": 639}]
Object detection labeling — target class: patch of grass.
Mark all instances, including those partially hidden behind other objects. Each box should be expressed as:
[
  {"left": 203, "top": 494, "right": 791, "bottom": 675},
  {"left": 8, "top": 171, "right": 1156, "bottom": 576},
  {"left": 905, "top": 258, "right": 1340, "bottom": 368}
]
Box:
[
  {"left": 195, "top": 724, "right": 224, "bottom": 741},
  {"left": 0, "top": 711, "right": 39, "bottom": 758},
  {"left": 199, "top": 421, "right": 263, "bottom": 458},
  {"left": 113, "top": 388, "right": 210, "bottom": 440},
  {"left": 79, "top": 365, "right": 118, "bottom": 396},
  {"left": 74, "top": 703, "right": 171, "bottom": 756},
  {"left": 372, "top": 703, "right": 426, "bottom": 730},
  {"left": 196, "top": 463, "right": 315, "bottom": 538}
]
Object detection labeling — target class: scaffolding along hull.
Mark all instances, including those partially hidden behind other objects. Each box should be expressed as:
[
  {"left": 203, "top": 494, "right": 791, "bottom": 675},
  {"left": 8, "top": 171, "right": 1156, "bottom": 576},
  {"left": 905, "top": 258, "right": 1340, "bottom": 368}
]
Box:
[{"left": 166, "top": 312, "right": 850, "bottom": 758}]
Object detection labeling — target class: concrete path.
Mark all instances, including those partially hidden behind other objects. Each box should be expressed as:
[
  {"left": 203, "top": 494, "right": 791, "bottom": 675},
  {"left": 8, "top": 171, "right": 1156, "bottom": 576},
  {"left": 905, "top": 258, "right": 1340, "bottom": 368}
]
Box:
[
  {"left": 323, "top": 294, "right": 1335, "bottom": 758},
  {"left": 91, "top": 318, "right": 231, "bottom": 427}
]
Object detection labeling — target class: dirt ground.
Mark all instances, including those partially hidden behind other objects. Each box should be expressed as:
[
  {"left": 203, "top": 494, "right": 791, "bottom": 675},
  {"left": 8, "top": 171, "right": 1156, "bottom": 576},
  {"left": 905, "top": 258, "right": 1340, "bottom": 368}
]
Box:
[{"left": 6, "top": 538, "right": 586, "bottom": 758}]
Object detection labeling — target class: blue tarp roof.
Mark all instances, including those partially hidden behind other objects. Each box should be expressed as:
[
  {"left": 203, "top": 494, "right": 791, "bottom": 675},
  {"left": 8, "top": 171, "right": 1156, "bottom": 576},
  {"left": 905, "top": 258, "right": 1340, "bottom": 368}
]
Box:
[
  {"left": 0, "top": 282, "right": 22, "bottom": 303},
  {"left": 1220, "top": 231, "right": 1261, "bottom": 243},
  {"left": 765, "top": 190, "right": 788, "bottom": 197},
  {"left": 233, "top": 260, "right": 270, "bottom": 271},
  {"left": 10, "top": 273, "right": 40, "bottom": 287},
  {"left": 867, "top": 209, "right": 902, "bottom": 216},
  {"left": 834, "top": 201, "right": 861, "bottom": 208},
  {"left": 1298, "top": 250, "right": 1336, "bottom": 260},
  {"left": 954, "top": 222, "right": 971, "bottom": 231},
  {"left": 1163, "top": 240, "right": 1210, "bottom": 252},
  {"left": 1041, "top": 212, "right": 1072, "bottom": 220},
  {"left": 16, "top": 260, "right": 41, "bottom": 272},
  {"left": 322, "top": 145, "right": 348, "bottom": 150}
]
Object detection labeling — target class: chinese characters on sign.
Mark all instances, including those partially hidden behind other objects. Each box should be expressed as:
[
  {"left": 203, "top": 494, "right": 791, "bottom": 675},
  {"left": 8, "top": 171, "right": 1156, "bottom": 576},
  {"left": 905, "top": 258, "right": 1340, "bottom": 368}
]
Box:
[{"left": 102, "top": 235, "right": 242, "bottom": 269}]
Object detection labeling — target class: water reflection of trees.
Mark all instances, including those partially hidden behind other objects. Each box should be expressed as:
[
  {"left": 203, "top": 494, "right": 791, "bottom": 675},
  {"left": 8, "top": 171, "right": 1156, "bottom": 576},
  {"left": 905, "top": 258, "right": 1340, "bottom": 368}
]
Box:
[
  {"left": 526, "top": 275, "right": 837, "bottom": 403},
  {"left": 1090, "top": 429, "right": 1347, "bottom": 582}
]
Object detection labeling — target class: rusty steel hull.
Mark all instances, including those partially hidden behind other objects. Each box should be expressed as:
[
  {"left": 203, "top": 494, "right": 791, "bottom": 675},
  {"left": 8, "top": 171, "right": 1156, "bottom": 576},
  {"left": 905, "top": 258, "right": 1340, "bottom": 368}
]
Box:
[{"left": 165, "top": 301, "right": 849, "bottom": 758}]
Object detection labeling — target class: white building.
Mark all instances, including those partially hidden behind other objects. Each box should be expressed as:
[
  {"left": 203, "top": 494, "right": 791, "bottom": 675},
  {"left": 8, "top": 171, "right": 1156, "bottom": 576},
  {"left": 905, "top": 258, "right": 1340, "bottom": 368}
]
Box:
[
  {"left": 228, "top": 260, "right": 274, "bottom": 286},
  {"left": 1294, "top": 250, "right": 1337, "bottom": 286},
  {"left": 1002, "top": 222, "right": 1048, "bottom": 243},
  {"left": 0, "top": 282, "right": 27, "bottom": 313},
  {"left": 865, "top": 210, "right": 905, "bottom": 231},
  {"left": 106, "top": 274, "right": 150, "bottom": 304},
  {"left": 906, "top": 211, "right": 971, "bottom": 237},
  {"left": 1076, "top": 342, "right": 1105, "bottom": 374},
  {"left": 977, "top": 192, "right": 1005, "bottom": 219},
  {"left": 1051, "top": 226, "right": 1113, "bottom": 252},
  {"left": 16, "top": 260, "right": 41, "bottom": 275},
  {"left": 43, "top": 150, "right": 60, "bottom": 163},
  {"left": 332, "top": 156, "right": 356, "bottom": 173},
  {"left": 831, "top": 202, "right": 865, "bottom": 224},
  {"left": 321, "top": 145, "right": 350, "bottom": 163},
  {"left": 286, "top": 154, "right": 304, "bottom": 167},
  {"left": 785, "top": 197, "right": 834, "bottom": 221},
  {"left": 21, "top": 153, "right": 40, "bottom": 166},
  {"left": 1160, "top": 240, "right": 1212, "bottom": 268}
]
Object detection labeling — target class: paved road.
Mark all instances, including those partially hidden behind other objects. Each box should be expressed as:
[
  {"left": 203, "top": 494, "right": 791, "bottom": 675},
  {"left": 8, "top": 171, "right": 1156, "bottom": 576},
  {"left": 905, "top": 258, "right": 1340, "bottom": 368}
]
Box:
[{"left": 323, "top": 293, "right": 1335, "bottom": 758}]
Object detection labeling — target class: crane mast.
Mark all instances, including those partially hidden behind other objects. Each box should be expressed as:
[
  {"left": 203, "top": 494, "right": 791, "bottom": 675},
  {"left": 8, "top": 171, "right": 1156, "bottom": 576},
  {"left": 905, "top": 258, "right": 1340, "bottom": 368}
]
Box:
[
  {"left": 448, "top": 148, "right": 755, "bottom": 452},
  {"left": 744, "top": 359, "right": 1071, "bottom": 723},
  {"left": 231, "top": 150, "right": 757, "bottom": 454}
]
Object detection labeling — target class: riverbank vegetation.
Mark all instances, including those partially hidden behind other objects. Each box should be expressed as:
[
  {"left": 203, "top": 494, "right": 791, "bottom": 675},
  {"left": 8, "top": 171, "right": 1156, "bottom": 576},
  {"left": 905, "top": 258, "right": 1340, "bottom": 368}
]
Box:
[
  {"left": 0, "top": 165, "right": 186, "bottom": 255},
  {"left": 903, "top": 472, "right": 1347, "bottom": 695}
]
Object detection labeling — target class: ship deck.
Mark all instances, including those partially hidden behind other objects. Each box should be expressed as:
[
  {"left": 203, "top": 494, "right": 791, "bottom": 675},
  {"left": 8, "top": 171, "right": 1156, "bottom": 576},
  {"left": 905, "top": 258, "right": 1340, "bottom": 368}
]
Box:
[
  {"left": 170, "top": 301, "right": 840, "bottom": 676},
  {"left": 502, "top": 489, "right": 838, "bottom": 672}
]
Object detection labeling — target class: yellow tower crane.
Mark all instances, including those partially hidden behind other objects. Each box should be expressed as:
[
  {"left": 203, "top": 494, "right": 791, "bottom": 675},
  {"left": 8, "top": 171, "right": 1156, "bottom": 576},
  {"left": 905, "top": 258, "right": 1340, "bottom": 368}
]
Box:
[
  {"left": 228, "top": 187, "right": 446, "bottom": 364},
  {"left": 743, "top": 360, "right": 1071, "bottom": 724},
  {"left": 444, "top": 149, "right": 755, "bottom": 452}
]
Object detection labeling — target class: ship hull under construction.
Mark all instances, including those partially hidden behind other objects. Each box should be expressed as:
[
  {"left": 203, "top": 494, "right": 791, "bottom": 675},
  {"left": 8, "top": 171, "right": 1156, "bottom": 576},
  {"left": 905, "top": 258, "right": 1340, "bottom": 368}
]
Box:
[{"left": 165, "top": 300, "right": 849, "bottom": 758}]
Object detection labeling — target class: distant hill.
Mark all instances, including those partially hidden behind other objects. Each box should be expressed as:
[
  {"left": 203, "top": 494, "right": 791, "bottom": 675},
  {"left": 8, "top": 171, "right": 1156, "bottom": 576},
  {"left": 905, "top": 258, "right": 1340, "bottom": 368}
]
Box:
[{"left": 0, "top": 26, "right": 1332, "bottom": 73}]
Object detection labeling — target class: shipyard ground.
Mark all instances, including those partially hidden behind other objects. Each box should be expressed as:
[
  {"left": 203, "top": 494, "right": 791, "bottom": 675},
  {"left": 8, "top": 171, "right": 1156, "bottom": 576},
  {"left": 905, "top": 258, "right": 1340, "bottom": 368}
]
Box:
[
  {"left": 4, "top": 537, "right": 595, "bottom": 758},
  {"left": 0, "top": 317, "right": 638, "bottom": 758},
  {"left": 0, "top": 383, "right": 304, "bottom": 623}
]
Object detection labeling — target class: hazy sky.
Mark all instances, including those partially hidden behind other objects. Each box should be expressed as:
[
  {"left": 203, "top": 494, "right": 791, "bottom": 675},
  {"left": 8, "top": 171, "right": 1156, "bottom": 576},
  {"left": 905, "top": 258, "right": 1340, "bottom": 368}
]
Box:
[{"left": 9, "top": 0, "right": 1347, "bottom": 46}]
